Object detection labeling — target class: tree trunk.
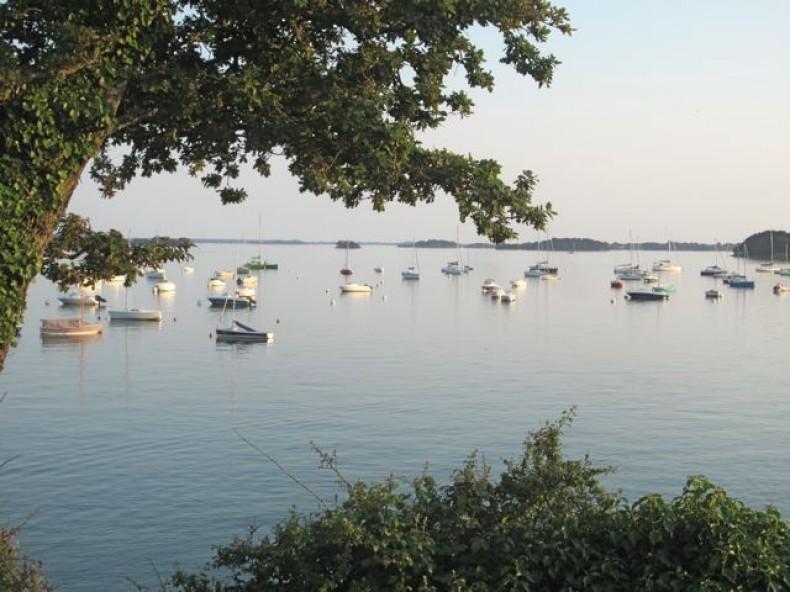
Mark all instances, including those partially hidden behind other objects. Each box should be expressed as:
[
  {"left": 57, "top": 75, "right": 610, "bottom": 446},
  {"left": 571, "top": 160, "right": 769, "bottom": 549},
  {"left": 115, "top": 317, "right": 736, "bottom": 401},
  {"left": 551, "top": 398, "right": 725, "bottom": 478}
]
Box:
[{"left": 0, "top": 160, "right": 93, "bottom": 373}]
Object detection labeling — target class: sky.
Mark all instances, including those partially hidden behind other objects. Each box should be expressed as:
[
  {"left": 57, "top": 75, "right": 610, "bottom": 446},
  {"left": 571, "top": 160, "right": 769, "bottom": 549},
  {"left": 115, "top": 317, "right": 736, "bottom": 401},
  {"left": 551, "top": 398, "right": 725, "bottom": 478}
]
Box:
[{"left": 69, "top": 0, "right": 790, "bottom": 244}]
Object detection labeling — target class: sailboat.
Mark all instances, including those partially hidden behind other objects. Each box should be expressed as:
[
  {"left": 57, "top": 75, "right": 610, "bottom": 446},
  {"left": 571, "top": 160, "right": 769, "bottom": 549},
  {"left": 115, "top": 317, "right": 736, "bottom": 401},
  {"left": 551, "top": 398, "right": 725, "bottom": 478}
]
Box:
[
  {"left": 525, "top": 233, "right": 558, "bottom": 277},
  {"left": 340, "top": 239, "right": 353, "bottom": 276},
  {"left": 776, "top": 239, "right": 790, "bottom": 276},
  {"left": 652, "top": 240, "right": 682, "bottom": 272},
  {"left": 401, "top": 240, "right": 420, "bottom": 280},
  {"left": 441, "top": 228, "right": 464, "bottom": 275},
  {"left": 728, "top": 242, "right": 755, "bottom": 289},
  {"left": 247, "top": 212, "right": 278, "bottom": 270},
  {"left": 43, "top": 289, "right": 103, "bottom": 336},
  {"left": 109, "top": 271, "right": 162, "bottom": 322},
  {"left": 756, "top": 231, "right": 780, "bottom": 273},
  {"left": 215, "top": 282, "right": 272, "bottom": 341}
]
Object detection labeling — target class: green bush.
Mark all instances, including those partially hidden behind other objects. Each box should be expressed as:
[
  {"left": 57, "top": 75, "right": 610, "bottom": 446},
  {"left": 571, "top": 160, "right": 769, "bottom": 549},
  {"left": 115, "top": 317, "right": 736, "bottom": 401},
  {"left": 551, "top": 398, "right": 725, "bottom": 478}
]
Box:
[
  {"left": 0, "top": 526, "right": 50, "bottom": 592},
  {"left": 169, "top": 410, "right": 790, "bottom": 591}
]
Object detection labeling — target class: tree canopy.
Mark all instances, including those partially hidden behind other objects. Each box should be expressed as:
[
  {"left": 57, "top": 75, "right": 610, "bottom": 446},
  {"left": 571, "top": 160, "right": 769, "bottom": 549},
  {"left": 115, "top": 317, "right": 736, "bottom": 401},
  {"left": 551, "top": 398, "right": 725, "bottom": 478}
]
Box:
[
  {"left": 0, "top": 0, "right": 571, "bottom": 369},
  {"left": 166, "top": 410, "right": 790, "bottom": 591}
]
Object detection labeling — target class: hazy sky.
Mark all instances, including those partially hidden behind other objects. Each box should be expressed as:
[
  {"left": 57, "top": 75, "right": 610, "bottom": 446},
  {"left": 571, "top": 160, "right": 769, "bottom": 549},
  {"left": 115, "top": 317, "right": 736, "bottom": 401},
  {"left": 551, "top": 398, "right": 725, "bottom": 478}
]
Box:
[{"left": 70, "top": 0, "right": 790, "bottom": 243}]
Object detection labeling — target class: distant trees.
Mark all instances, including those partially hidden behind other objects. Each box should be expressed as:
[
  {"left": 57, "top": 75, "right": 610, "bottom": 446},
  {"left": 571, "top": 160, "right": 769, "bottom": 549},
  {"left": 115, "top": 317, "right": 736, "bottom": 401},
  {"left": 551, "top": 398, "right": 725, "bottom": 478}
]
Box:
[{"left": 168, "top": 410, "right": 790, "bottom": 591}]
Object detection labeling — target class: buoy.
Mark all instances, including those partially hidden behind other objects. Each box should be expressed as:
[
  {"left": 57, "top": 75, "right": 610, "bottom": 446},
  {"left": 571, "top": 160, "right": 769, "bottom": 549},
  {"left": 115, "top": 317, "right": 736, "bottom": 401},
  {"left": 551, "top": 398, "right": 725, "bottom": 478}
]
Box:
[{"left": 382, "top": 295, "right": 388, "bottom": 301}]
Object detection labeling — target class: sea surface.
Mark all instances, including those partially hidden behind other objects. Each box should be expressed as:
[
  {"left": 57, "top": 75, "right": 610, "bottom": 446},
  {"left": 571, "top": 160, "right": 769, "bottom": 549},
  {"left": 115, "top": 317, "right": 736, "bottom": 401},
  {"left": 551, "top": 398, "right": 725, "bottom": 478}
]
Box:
[{"left": 2, "top": 244, "right": 789, "bottom": 591}]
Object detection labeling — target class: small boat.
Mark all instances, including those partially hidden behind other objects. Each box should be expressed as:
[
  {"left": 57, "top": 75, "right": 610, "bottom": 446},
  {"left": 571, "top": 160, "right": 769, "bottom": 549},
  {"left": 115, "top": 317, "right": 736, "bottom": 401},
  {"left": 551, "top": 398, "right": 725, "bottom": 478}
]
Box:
[
  {"left": 146, "top": 268, "right": 166, "bottom": 280},
  {"left": 109, "top": 309, "right": 162, "bottom": 321},
  {"left": 626, "top": 290, "right": 669, "bottom": 301},
  {"left": 524, "top": 268, "right": 544, "bottom": 278},
  {"left": 237, "top": 275, "right": 257, "bottom": 286},
  {"left": 58, "top": 291, "right": 105, "bottom": 307},
  {"left": 756, "top": 263, "right": 780, "bottom": 273},
  {"left": 401, "top": 267, "right": 420, "bottom": 280},
  {"left": 153, "top": 281, "right": 175, "bottom": 293},
  {"left": 107, "top": 274, "right": 126, "bottom": 284},
  {"left": 610, "top": 279, "right": 624, "bottom": 289},
  {"left": 207, "top": 294, "right": 256, "bottom": 308},
  {"left": 500, "top": 291, "right": 517, "bottom": 303},
  {"left": 541, "top": 273, "right": 560, "bottom": 281},
  {"left": 614, "top": 263, "right": 640, "bottom": 274},
  {"left": 652, "top": 259, "right": 682, "bottom": 272},
  {"left": 208, "top": 278, "right": 226, "bottom": 289},
  {"left": 490, "top": 288, "right": 505, "bottom": 300},
  {"left": 441, "top": 261, "right": 464, "bottom": 275},
  {"left": 700, "top": 265, "right": 726, "bottom": 277},
  {"left": 481, "top": 278, "right": 499, "bottom": 293},
  {"left": 40, "top": 318, "right": 103, "bottom": 337},
  {"left": 216, "top": 320, "right": 274, "bottom": 342},
  {"left": 339, "top": 283, "right": 372, "bottom": 294},
  {"left": 777, "top": 268, "right": 790, "bottom": 276},
  {"left": 374, "top": 267, "right": 384, "bottom": 273},
  {"left": 214, "top": 270, "right": 234, "bottom": 280},
  {"left": 235, "top": 286, "right": 255, "bottom": 298},
  {"left": 617, "top": 270, "right": 644, "bottom": 281},
  {"left": 183, "top": 266, "right": 194, "bottom": 274},
  {"left": 236, "top": 266, "right": 250, "bottom": 275},
  {"left": 340, "top": 239, "right": 354, "bottom": 276},
  {"left": 773, "top": 283, "right": 790, "bottom": 294},
  {"left": 510, "top": 279, "right": 526, "bottom": 289},
  {"left": 728, "top": 274, "right": 755, "bottom": 289},
  {"left": 642, "top": 273, "right": 659, "bottom": 284},
  {"left": 705, "top": 289, "right": 721, "bottom": 299}
]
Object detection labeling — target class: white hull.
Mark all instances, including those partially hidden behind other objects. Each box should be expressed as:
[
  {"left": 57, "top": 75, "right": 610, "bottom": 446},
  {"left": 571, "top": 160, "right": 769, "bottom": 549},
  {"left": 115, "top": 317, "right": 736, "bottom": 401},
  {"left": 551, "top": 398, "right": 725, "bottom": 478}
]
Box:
[
  {"left": 109, "top": 309, "right": 162, "bottom": 321},
  {"left": 40, "top": 319, "right": 102, "bottom": 336},
  {"left": 208, "top": 279, "right": 226, "bottom": 289},
  {"left": 154, "top": 281, "right": 175, "bottom": 292},
  {"left": 339, "top": 283, "right": 372, "bottom": 293}
]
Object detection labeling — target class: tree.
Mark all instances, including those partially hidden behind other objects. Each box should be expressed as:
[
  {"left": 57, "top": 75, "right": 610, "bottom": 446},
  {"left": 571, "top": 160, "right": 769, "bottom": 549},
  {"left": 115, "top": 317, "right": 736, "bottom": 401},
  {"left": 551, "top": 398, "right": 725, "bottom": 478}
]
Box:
[
  {"left": 167, "top": 410, "right": 790, "bottom": 591},
  {"left": 0, "top": 0, "right": 572, "bottom": 370}
]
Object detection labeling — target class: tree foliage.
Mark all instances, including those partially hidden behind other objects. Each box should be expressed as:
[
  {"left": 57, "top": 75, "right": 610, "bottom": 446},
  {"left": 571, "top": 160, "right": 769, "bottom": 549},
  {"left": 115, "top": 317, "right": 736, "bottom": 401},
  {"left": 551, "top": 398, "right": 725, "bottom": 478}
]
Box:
[
  {"left": 167, "top": 410, "right": 790, "bottom": 591},
  {"left": 0, "top": 0, "right": 571, "bottom": 369},
  {"left": 0, "top": 527, "right": 51, "bottom": 592}
]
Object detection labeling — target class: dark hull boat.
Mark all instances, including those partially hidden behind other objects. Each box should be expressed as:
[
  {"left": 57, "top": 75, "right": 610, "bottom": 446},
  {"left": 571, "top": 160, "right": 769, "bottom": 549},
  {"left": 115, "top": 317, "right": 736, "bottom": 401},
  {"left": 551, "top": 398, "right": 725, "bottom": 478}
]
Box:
[
  {"left": 626, "top": 290, "right": 669, "bottom": 301},
  {"left": 216, "top": 320, "right": 273, "bottom": 342},
  {"left": 207, "top": 295, "right": 256, "bottom": 308}
]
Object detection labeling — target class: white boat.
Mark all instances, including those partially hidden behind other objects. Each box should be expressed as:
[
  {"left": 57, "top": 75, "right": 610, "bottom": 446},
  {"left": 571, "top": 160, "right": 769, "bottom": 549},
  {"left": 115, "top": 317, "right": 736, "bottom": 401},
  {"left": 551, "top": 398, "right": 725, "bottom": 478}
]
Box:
[
  {"left": 756, "top": 232, "right": 779, "bottom": 273},
  {"left": 524, "top": 268, "right": 544, "bottom": 278},
  {"left": 235, "top": 286, "right": 256, "bottom": 298},
  {"left": 401, "top": 267, "right": 420, "bottom": 280},
  {"left": 153, "top": 281, "right": 175, "bottom": 293},
  {"left": 107, "top": 274, "right": 126, "bottom": 284},
  {"left": 481, "top": 278, "right": 499, "bottom": 293},
  {"left": 700, "top": 265, "right": 726, "bottom": 277},
  {"left": 208, "top": 278, "right": 226, "bottom": 289},
  {"left": 705, "top": 289, "right": 722, "bottom": 299},
  {"left": 208, "top": 294, "right": 256, "bottom": 308},
  {"left": 773, "top": 283, "right": 790, "bottom": 294},
  {"left": 614, "top": 263, "right": 640, "bottom": 274},
  {"left": 777, "top": 268, "right": 790, "bottom": 277},
  {"left": 109, "top": 309, "right": 162, "bottom": 321},
  {"left": 652, "top": 259, "right": 682, "bottom": 272},
  {"left": 40, "top": 318, "right": 102, "bottom": 337},
  {"left": 58, "top": 290, "right": 105, "bottom": 307},
  {"left": 146, "top": 268, "right": 166, "bottom": 280},
  {"left": 237, "top": 275, "right": 257, "bottom": 286},
  {"left": 183, "top": 266, "right": 194, "bottom": 274},
  {"left": 541, "top": 273, "right": 560, "bottom": 281},
  {"left": 214, "top": 270, "right": 234, "bottom": 280},
  {"left": 339, "top": 283, "right": 372, "bottom": 294},
  {"left": 490, "top": 287, "right": 505, "bottom": 300},
  {"left": 617, "top": 269, "right": 644, "bottom": 281},
  {"left": 500, "top": 291, "right": 517, "bottom": 303},
  {"left": 216, "top": 320, "right": 274, "bottom": 342},
  {"left": 510, "top": 279, "right": 526, "bottom": 289},
  {"left": 441, "top": 261, "right": 464, "bottom": 275}
]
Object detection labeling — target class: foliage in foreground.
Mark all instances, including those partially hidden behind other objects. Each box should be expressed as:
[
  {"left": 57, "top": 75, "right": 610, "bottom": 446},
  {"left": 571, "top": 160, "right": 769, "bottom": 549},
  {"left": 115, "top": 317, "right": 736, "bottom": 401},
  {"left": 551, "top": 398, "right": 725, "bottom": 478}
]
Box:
[
  {"left": 0, "top": 526, "right": 50, "bottom": 592},
  {"left": 169, "top": 411, "right": 790, "bottom": 591}
]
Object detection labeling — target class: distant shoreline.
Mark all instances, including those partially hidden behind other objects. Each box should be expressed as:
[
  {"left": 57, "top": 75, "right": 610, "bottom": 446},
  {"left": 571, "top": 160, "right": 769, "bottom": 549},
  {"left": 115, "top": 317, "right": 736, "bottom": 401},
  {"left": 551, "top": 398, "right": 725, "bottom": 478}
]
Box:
[{"left": 191, "top": 237, "right": 736, "bottom": 252}]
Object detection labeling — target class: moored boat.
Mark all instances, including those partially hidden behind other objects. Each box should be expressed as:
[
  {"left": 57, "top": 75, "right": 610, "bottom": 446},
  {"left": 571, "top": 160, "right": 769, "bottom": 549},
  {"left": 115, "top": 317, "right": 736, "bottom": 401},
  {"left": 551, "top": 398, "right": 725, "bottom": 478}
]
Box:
[
  {"left": 40, "top": 318, "right": 103, "bottom": 336},
  {"left": 626, "top": 290, "right": 669, "bottom": 301},
  {"left": 339, "top": 283, "right": 372, "bottom": 294},
  {"left": 216, "top": 320, "right": 274, "bottom": 342},
  {"left": 208, "top": 294, "right": 256, "bottom": 308},
  {"left": 109, "top": 309, "right": 162, "bottom": 321}
]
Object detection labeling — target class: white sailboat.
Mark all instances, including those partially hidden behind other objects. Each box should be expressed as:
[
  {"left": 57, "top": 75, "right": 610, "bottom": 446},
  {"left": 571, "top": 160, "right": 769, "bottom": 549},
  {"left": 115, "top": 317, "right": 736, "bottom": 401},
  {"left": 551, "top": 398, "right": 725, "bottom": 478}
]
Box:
[
  {"left": 652, "top": 240, "right": 682, "bottom": 272},
  {"left": 401, "top": 240, "right": 420, "bottom": 280},
  {"left": 109, "top": 277, "right": 162, "bottom": 322},
  {"left": 756, "top": 231, "right": 780, "bottom": 273}
]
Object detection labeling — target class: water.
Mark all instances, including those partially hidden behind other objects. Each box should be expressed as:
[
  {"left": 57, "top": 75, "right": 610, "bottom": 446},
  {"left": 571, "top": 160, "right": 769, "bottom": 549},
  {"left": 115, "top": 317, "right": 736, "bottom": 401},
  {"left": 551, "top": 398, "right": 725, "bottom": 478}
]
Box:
[{"left": 2, "top": 244, "right": 789, "bottom": 590}]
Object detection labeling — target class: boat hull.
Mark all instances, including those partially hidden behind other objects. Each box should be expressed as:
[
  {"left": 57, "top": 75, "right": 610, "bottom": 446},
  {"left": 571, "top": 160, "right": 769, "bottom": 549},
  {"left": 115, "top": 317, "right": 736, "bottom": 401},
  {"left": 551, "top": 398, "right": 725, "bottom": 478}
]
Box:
[
  {"left": 40, "top": 319, "right": 103, "bottom": 336},
  {"left": 207, "top": 296, "right": 256, "bottom": 308},
  {"left": 626, "top": 291, "right": 669, "bottom": 301},
  {"left": 109, "top": 310, "right": 162, "bottom": 321}
]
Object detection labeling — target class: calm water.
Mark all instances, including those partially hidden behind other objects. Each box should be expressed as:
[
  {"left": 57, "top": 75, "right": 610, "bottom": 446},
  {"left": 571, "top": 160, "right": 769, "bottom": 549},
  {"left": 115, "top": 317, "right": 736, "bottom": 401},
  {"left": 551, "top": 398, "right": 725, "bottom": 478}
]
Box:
[{"left": 2, "top": 244, "right": 789, "bottom": 590}]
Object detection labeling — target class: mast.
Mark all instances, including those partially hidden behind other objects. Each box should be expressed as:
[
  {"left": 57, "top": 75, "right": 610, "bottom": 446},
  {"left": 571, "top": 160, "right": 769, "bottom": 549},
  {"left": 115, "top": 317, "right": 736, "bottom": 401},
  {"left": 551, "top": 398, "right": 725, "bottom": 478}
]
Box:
[{"left": 258, "top": 211, "right": 262, "bottom": 261}]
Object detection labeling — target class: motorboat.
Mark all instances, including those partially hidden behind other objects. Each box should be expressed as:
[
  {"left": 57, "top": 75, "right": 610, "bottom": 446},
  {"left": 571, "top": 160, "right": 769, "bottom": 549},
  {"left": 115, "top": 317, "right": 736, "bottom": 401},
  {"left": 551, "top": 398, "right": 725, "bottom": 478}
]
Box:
[
  {"left": 705, "top": 289, "right": 722, "bottom": 299},
  {"left": 441, "top": 261, "right": 464, "bottom": 275},
  {"left": 214, "top": 270, "right": 234, "bottom": 280},
  {"left": 40, "top": 318, "right": 103, "bottom": 337},
  {"left": 207, "top": 294, "right": 256, "bottom": 308},
  {"left": 626, "top": 290, "right": 669, "bottom": 301},
  {"left": 374, "top": 267, "right": 384, "bottom": 273},
  {"left": 524, "top": 268, "right": 544, "bottom": 278},
  {"left": 153, "top": 281, "right": 175, "bottom": 293},
  {"left": 510, "top": 279, "right": 526, "bottom": 289},
  {"left": 500, "top": 291, "right": 517, "bottom": 303},
  {"left": 109, "top": 309, "right": 162, "bottom": 321},
  {"left": 756, "top": 263, "right": 780, "bottom": 273},
  {"left": 208, "top": 278, "right": 226, "bottom": 289},
  {"left": 401, "top": 267, "right": 420, "bottom": 280},
  {"left": 146, "top": 268, "right": 166, "bottom": 280},
  {"left": 237, "top": 275, "right": 257, "bottom": 286},
  {"left": 339, "top": 283, "right": 373, "bottom": 294},
  {"left": 216, "top": 320, "right": 274, "bottom": 342},
  {"left": 481, "top": 279, "right": 499, "bottom": 293},
  {"left": 773, "top": 283, "right": 790, "bottom": 294},
  {"left": 183, "top": 266, "right": 194, "bottom": 274}
]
